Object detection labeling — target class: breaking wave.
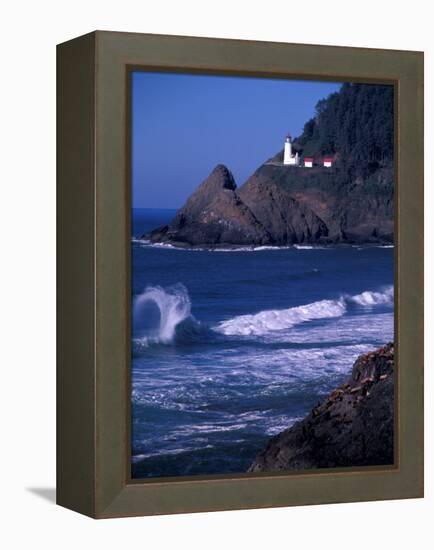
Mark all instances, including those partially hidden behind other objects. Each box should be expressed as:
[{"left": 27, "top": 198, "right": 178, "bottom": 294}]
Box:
[
  {"left": 350, "top": 286, "right": 394, "bottom": 306},
  {"left": 132, "top": 284, "right": 393, "bottom": 343},
  {"left": 215, "top": 298, "right": 346, "bottom": 336},
  {"left": 133, "top": 284, "right": 203, "bottom": 346},
  {"left": 215, "top": 286, "right": 393, "bottom": 336}
]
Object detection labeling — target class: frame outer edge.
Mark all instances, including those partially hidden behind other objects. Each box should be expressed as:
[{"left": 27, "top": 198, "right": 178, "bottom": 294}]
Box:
[
  {"left": 67, "top": 31, "right": 424, "bottom": 518},
  {"left": 397, "top": 51, "right": 424, "bottom": 499},
  {"left": 56, "top": 31, "right": 97, "bottom": 518}
]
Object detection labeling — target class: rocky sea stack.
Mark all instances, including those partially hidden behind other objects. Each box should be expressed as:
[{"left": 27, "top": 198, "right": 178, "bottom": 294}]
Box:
[
  {"left": 147, "top": 164, "right": 271, "bottom": 246},
  {"left": 249, "top": 343, "right": 395, "bottom": 472},
  {"left": 146, "top": 163, "right": 332, "bottom": 246}
]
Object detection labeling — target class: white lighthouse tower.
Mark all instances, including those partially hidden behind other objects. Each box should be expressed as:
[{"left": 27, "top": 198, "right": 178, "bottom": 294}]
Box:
[{"left": 283, "top": 134, "right": 298, "bottom": 166}]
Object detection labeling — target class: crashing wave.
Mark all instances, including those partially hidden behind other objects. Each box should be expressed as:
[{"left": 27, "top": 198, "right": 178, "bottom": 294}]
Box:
[
  {"left": 132, "top": 284, "right": 393, "bottom": 343},
  {"left": 215, "top": 298, "right": 346, "bottom": 336},
  {"left": 215, "top": 286, "right": 393, "bottom": 336},
  {"left": 133, "top": 284, "right": 194, "bottom": 345},
  {"left": 350, "top": 286, "right": 394, "bottom": 306}
]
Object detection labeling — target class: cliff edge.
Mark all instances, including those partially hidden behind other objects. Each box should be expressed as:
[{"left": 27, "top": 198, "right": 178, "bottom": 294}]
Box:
[{"left": 249, "top": 343, "right": 394, "bottom": 472}]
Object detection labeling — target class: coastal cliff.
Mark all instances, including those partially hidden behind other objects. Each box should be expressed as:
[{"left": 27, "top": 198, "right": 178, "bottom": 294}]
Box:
[
  {"left": 249, "top": 343, "right": 394, "bottom": 472},
  {"left": 145, "top": 83, "right": 394, "bottom": 247},
  {"left": 146, "top": 161, "right": 393, "bottom": 246}
]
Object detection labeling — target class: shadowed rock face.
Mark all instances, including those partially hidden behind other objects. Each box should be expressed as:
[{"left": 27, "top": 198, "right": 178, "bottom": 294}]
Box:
[
  {"left": 239, "top": 163, "right": 394, "bottom": 244},
  {"left": 148, "top": 165, "right": 272, "bottom": 246},
  {"left": 146, "top": 164, "right": 330, "bottom": 246},
  {"left": 238, "top": 176, "right": 328, "bottom": 244},
  {"left": 248, "top": 343, "right": 394, "bottom": 472}
]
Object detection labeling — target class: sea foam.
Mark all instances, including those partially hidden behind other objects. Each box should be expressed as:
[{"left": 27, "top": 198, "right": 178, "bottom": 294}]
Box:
[
  {"left": 133, "top": 284, "right": 192, "bottom": 345},
  {"left": 215, "top": 286, "right": 393, "bottom": 336},
  {"left": 215, "top": 298, "right": 347, "bottom": 336},
  {"left": 133, "top": 283, "right": 393, "bottom": 343},
  {"left": 350, "top": 286, "right": 394, "bottom": 306}
]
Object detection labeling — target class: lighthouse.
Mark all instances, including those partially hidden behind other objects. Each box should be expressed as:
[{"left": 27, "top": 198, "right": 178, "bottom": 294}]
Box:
[
  {"left": 283, "top": 134, "right": 292, "bottom": 164},
  {"left": 283, "top": 134, "right": 298, "bottom": 166}
]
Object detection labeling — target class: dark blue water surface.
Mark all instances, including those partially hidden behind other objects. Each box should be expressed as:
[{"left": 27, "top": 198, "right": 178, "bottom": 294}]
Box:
[{"left": 131, "top": 208, "right": 394, "bottom": 478}]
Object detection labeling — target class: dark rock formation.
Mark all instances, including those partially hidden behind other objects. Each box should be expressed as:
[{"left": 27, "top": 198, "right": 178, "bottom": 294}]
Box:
[
  {"left": 145, "top": 159, "right": 393, "bottom": 247},
  {"left": 240, "top": 163, "right": 394, "bottom": 244},
  {"left": 238, "top": 174, "right": 329, "bottom": 244},
  {"left": 147, "top": 164, "right": 272, "bottom": 246},
  {"left": 249, "top": 343, "right": 394, "bottom": 472}
]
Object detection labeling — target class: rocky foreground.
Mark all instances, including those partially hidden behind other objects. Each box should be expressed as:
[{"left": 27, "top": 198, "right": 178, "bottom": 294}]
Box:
[{"left": 249, "top": 343, "right": 395, "bottom": 472}]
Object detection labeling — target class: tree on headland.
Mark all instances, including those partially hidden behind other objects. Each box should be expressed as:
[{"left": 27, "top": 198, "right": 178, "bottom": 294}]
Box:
[{"left": 296, "top": 83, "right": 394, "bottom": 179}]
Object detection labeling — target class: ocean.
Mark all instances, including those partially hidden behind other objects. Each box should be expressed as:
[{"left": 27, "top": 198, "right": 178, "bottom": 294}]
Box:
[{"left": 131, "top": 208, "right": 394, "bottom": 478}]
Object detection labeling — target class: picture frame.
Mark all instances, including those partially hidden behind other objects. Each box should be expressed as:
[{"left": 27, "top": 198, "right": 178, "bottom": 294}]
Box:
[{"left": 57, "top": 30, "right": 423, "bottom": 518}]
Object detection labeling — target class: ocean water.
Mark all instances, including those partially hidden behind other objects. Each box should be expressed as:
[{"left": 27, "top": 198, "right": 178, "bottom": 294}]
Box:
[{"left": 131, "top": 208, "right": 394, "bottom": 478}]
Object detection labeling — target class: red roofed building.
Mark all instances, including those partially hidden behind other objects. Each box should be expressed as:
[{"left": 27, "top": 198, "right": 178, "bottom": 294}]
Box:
[
  {"left": 304, "top": 157, "right": 314, "bottom": 168},
  {"left": 323, "top": 157, "right": 334, "bottom": 168}
]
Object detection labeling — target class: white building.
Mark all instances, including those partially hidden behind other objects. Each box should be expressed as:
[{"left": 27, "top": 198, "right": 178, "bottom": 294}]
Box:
[
  {"left": 323, "top": 157, "right": 333, "bottom": 168},
  {"left": 283, "top": 134, "right": 299, "bottom": 166},
  {"left": 304, "top": 157, "right": 313, "bottom": 168}
]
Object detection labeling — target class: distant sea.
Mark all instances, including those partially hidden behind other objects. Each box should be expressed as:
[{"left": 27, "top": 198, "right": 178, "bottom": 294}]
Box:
[{"left": 131, "top": 208, "right": 394, "bottom": 478}]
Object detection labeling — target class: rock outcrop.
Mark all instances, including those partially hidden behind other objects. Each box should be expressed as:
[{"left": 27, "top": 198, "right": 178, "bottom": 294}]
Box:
[
  {"left": 238, "top": 174, "right": 329, "bottom": 244},
  {"left": 147, "top": 165, "right": 272, "bottom": 246},
  {"left": 249, "top": 343, "right": 394, "bottom": 472},
  {"left": 145, "top": 160, "right": 393, "bottom": 247},
  {"left": 242, "top": 163, "right": 394, "bottom": 244}
]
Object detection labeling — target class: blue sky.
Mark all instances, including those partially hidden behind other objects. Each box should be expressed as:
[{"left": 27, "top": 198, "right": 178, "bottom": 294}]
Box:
[{"left": 132, "top": 72, "right": 341, "bottom": 209}]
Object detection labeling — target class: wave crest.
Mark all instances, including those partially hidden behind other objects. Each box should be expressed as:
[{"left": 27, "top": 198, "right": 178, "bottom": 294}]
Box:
[
  {"left": 215, "top": 286, "right": 393, "bottom": 337},
  {"left": 133, "top": 284, "right": 193, "bottom": 345},
  {"left": 132, "top": 284, "right": 393, "bottom": 342},
  {"left": 215, "top": 298, "right": 346, "bottom": 336},
  {"left": 350, "top": 286, "right": 394, "bottom": 306}
]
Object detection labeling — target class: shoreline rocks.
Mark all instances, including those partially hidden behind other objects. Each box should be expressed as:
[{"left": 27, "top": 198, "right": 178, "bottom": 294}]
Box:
[{"left": 248, "top": 343, "right": 395, "bottom": 472}]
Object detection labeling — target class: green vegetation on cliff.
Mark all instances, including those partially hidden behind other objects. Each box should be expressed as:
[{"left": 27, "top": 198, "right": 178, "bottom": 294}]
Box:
[{"left": 296, "top": 83, "right": 394, "bottom": 180}]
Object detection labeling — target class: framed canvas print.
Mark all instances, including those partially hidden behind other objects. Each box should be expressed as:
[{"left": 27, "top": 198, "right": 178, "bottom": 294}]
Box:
[{"left": 57, "top": 31, "right": 424, "bottom": 518}]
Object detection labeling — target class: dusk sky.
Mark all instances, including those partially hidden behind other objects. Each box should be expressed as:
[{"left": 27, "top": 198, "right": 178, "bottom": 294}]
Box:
[{"left": 132, "top": 72, "right": 341, "bottom": 209}]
